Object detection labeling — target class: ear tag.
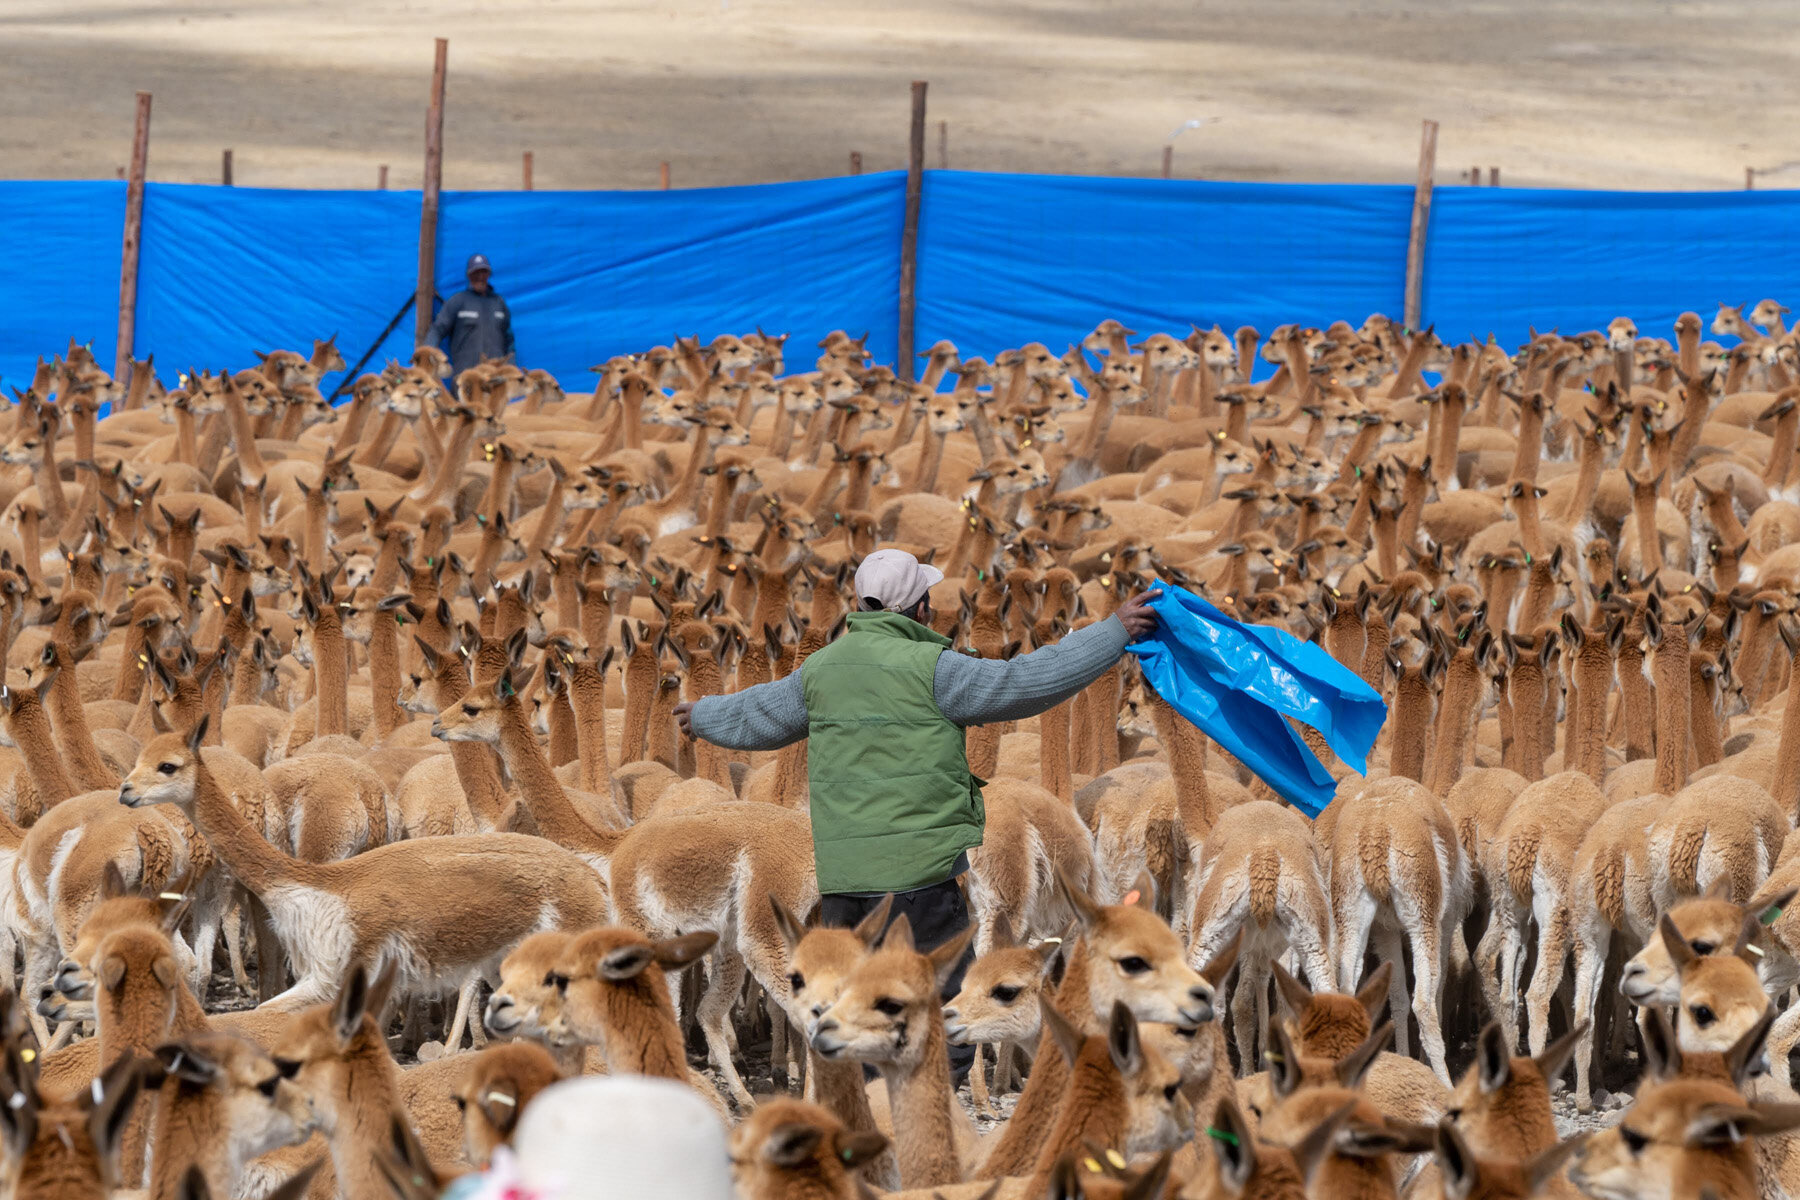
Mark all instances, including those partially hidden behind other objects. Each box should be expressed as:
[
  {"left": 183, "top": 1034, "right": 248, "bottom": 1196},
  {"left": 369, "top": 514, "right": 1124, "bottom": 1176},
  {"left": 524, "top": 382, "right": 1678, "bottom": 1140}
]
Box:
[
  {"left": 90, "top": 1079, "right": 103, "bottom": 1105},
  {"left": 485, "top": 1091, "right": 516, "bottom": 1108},
  {"left": 159, "top": 892, "right": 184, "bottom": 901},
  {"left": 1104, "top": 1149, "right": 1127, "bottom": 1170},
  {"left": 1082, "top": 1159, "right": 1102, "bottom": 1174},
  {"left": 1747, "top": 943, "right": 1766, "bottom": 958},
  {"left": 1121, "top": 889, "right": 1141, "bottom": 907},
  {"left": 1764, "top": 906, "right": 1784, "bottom": 926},
  {"left": 17, "top": 1048, "right": 34, "bottom": 1065}
]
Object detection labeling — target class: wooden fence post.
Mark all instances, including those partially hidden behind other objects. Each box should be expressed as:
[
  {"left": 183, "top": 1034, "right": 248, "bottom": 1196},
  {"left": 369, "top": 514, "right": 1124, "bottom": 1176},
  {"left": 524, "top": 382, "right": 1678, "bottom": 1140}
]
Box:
[
  {"left": 1162, "top": 145, "right": 1173, "bottom": 179},
  {"left": 116, "top": 91, "right": 152, "bottom": 379},
  {"left": 522, "top": 151, "right": 533, "bottom": 190},
  {"left": 1403, "top": 119, "right": 1438, "bottom": 333},
  {"left": 415, "top": 37, "right": 448, "bottom": 346},
  {"left": 1488, "top": 166, "right": 1499, "bottom": 187},
  {"left": 938, "top": 119, "right": 948, "bottom": 170},
  {"left": 378, "top": 164, "right": 389, "bottom": 190},
  {"left": 1747, "top": 167, "right": 1756, "bottom": 190},
  {"left": 898, "top": 81, "right": 927, "bottom": 384},
  {"left": 660, "top": 162, "right": 671, "bottom": 190},
  {"left": 222, "top": 149, "right": 233, "bottom": 186},
  {"left": 850, "top": 151, "right": 862, "bottom": 175}
]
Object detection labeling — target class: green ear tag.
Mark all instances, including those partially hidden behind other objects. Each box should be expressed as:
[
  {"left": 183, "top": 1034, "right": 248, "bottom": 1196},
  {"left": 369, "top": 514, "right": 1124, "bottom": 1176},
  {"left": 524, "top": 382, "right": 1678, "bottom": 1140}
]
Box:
[
  {"left": 501, "top": 677, "right": 516, "bottom": 698},
  {"left": 425, "top": 557, "right": 434, "bottom": 567},
  {"left": 1206, "top": 1128, "right": 1240, "bottom": 1147},
  {"left": 1764, "top": 906, "right": 1784, "bottom": 926}
]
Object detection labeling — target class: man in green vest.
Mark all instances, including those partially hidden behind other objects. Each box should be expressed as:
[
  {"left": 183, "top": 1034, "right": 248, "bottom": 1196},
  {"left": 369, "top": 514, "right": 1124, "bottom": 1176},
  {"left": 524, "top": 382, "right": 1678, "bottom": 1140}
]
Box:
[{"left": 677, "top": 548, "right": 1159, "bottom": 1068}]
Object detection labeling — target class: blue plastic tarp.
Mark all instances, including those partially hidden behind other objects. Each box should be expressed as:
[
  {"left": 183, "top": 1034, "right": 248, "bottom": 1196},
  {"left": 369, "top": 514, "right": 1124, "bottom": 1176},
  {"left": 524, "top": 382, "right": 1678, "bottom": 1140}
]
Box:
[
  {"left": 915, "top": 172, "right": 1415, "bottom": 382},
  {"left": 1420, "top": 186, "right": 1800, "bottom": 350},
  {"left": 0, "top": 182, "right": 127, "bottom": 389},
  {"left": 436, "top": 173, "right": 904, "bottom": 389},
  {"left": 10, "top": 173, "right": 1800, "bottom": 396},
  {"left": 136, "top": 185, "right": 416, "bottom": 397},
  {"left": 1128, "top": 586, "right": 1387, "bottom": 817}
]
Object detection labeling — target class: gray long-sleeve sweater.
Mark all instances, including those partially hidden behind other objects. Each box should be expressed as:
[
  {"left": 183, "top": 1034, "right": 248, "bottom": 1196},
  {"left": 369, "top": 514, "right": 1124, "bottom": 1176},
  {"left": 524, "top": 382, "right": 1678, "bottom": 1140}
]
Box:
[{"left": 689, "top": 615, "right": 1132, "bottom": 751}]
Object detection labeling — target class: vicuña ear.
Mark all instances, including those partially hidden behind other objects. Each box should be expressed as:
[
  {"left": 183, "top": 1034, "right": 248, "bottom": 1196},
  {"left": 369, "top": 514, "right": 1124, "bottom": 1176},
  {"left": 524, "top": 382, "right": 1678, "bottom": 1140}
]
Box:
[
  {"left": 177, "top": 1165, "right": 212, "bottom": 1200},
  {"left": 762, "top": 1123, "right": 824, "bottom": 1168},
  {"left": 768, "top": 895, "right": 807, "bottom": 953},
  {"left": 880, "top": 913, "right": 916, "bottom": 953},
  {"left": 1208, "top": 1096, "right": 1258, "bottom": 1193},
  {"left": 1107, "top": 1001, "right": 1144, "bottom": 1077},
  {"left": 1041, "top": 997, "right": 1084, "bottom": 1067},
  {"left": 85, "top": 1052, "right": 145, "bottom": 1174},
  {"left": 1659, "top": 913, "right": 1698, "bottom": 970},
  {"left": 850, "top": 893, "right": 894, "bottom": 947},
  {"left": 154, "top": 1040, "right": 221, "bottom": 1087},
  {"left": 1356, "top": 960, "right": 1393, "bottom": 1021},
  {"left": 1336, "top": 1021, "right": 1390, "bottom": 1090},
  {"left": 1639, "top": 1006, "right": 1682, "bottom": 1081},
  {"left": 1434, "top": 1119, "right": 1480, "bottom": 1200},
  {"left": 1272, "top": 960, "right": 1311, "bottom": 1018},
  {"left": 1055, "top": 866, "right": 1102, "bottom": 931},
  {"left": 1267, "top": 1020, "right": 1303, "bottom": 1099},
  {"left": 598, "top": 944, "right": 655, "bottom": 982},
  {"left": 332, "top": 962, "right": 373, "bottom": 1044},
  {"left": 836, "top": 1130, "right": 890, "bottom": 1170},
  {"left": 1533, "top": 1019, "right": 1588, "bottom": 1086},
  {"left": 653, "top": 931, "right": 717, "bottom": 970},
  {"left": 186, "top": 714, "right": 209, "bottom": 755},
  {"left": 1199, "top": 929, "right": 1241, "bottom": 987},
  {"left": 929, "top": 926, "right": 975, "bottom": 991}
]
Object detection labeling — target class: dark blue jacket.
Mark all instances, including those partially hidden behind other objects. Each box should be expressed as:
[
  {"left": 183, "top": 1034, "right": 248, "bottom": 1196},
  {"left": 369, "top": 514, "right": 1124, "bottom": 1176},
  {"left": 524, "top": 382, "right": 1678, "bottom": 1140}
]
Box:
[{"left": 426, "top": 287, "right": 516, "bottom": 376}]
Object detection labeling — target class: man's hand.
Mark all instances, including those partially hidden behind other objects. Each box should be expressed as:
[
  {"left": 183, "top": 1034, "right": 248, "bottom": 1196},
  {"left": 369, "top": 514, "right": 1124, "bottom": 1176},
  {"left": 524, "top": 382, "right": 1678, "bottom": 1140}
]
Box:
[
  {"left": 1115, "top": 589, "right": 1163, "bottom": 640},
  {"left": 674, "top": 701, "right": 696, "bottom": 738}
]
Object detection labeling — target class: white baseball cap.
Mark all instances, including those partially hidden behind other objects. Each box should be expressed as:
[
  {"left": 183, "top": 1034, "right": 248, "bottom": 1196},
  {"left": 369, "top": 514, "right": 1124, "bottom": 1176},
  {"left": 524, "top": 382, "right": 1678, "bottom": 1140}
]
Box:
[
  {"left": 854, "top": 548, "right": 944, "bottom": 612},
  {"left": 513, "top": 1077, "right": 732, "bottom": 1200}
]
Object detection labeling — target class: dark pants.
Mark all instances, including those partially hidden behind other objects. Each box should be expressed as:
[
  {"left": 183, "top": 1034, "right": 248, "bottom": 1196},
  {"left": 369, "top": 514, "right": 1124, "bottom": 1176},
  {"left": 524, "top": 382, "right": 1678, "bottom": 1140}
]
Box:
[{"left": 821, "top": 878, "right": 977, "bottom": 1082}]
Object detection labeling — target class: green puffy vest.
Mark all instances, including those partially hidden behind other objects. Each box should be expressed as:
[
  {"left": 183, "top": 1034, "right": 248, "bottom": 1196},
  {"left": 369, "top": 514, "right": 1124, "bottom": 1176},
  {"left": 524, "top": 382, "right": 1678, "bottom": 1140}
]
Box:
[{"left": 800, "top": 611, "right": 985, "bottom": 894}]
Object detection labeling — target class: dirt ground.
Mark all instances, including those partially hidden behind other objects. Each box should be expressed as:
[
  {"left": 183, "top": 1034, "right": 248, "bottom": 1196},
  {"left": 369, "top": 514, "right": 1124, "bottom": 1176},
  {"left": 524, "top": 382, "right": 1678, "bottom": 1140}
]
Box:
[{"left": 0, "top": 0, "right": 1793, "bottom": 192}]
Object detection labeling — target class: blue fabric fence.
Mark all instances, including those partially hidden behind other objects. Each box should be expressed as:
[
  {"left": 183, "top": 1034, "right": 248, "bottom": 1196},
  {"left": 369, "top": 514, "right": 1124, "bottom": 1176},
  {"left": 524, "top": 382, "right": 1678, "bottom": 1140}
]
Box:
[{"left": 5, "top": 170, "right": 1799, "bottom": 395}]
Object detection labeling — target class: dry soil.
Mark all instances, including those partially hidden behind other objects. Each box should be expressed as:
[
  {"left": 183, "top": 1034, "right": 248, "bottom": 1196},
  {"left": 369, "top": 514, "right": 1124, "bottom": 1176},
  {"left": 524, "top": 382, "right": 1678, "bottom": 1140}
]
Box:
[{"left": 2, "top": 0, "right": 1797, "bottom": 192}]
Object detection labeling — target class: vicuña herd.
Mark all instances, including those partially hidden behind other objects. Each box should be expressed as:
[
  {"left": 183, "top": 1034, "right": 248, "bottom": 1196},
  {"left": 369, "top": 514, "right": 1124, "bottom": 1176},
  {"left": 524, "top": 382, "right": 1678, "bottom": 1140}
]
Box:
[{"left": 0, "top": 305, "right": 1796, "bottom": 1200}]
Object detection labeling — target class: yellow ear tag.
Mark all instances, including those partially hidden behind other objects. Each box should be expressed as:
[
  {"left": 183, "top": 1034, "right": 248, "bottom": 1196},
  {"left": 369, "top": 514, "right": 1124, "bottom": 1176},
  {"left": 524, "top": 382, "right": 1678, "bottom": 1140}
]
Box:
[
  {"left": 1105, "top": 1150, "right": 1127, "bottom": 1170},
  {"left": 1082, "top": 1159, "right": 1102, "bottom": 1175}
]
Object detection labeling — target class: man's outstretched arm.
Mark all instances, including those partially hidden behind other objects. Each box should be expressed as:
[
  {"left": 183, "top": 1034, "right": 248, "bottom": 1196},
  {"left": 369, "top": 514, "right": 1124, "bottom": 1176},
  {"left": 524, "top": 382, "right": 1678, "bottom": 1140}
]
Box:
[
  {"left": 676, "top": 671, "right": 808, "bottom": 750},
  {"left": 933, "top": 589, "right": 1161, "bottom": 726}
]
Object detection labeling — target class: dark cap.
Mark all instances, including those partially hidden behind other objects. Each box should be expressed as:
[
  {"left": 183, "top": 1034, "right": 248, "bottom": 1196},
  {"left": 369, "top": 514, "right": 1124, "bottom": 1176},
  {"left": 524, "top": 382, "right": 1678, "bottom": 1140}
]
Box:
[{"left": 466, "top": 253, "right": 492, "bottom": 275}]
